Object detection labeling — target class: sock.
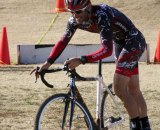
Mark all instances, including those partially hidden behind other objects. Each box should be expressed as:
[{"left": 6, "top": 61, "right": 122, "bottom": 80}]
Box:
[
  {"left": 140, "top": 116, "right": 151, "bottom": 130},
  {"left": 130, "top": 117, "right": 141, "bottom": 130}
]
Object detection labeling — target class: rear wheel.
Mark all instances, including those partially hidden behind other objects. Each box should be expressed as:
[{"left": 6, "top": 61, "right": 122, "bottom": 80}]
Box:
[
  {"left": 35, "top": 93, "right": 94, "bottom": 130},
  {"left": 101, "top": 84, "right": 129, "bottom": 130}
]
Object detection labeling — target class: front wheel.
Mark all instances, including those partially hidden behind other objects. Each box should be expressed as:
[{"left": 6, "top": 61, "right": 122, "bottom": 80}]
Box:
[
  {"left": 35, "top": 93, "right": 94, "bottom": 130},
  {"left": 100, "top": 84, "right": 129, "bottom": 130}
]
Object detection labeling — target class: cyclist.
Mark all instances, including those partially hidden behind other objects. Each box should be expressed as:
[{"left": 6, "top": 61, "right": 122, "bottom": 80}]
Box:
[{"left": 31, "top": 0, "right": 151, "bottom": 129}]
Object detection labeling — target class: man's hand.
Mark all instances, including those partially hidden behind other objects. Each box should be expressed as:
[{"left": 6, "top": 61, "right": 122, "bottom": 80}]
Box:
[
  {"left": 64, "top": 58, "right": 82, "bottom": 70},
  {"left": 30, "top": 61, "right": 51, "bottom": 81}
]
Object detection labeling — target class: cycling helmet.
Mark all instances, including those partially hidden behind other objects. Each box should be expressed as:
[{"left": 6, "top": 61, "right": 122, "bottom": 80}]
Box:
[{"left": 65, "top": 0, "right": 91, "bottom": 11}]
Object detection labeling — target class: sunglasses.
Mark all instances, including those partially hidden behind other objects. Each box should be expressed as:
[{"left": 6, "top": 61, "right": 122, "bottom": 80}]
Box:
[
  {"left": 68, "top": 5, "right": 89, "bottom": 15},
  {"left": 71, "top": 10, "right": 83, "bottom": 14}
]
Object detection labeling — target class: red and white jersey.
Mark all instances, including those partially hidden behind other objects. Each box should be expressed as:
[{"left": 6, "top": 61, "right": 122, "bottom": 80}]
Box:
[{"left": 48, "top": 4, "right": 141, "bottom": 64}]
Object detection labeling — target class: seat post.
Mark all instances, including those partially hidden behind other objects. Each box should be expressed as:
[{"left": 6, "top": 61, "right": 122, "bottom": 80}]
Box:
[{"left": 98, "top": 60, "right": 102, "bottom": 76}]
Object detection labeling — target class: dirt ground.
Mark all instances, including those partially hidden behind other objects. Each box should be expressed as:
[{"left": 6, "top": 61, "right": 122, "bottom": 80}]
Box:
[
  {"left": 0, "top": 0, "right": 160, "bottom": 130},
  {"left": 0, "top": 63, "right": 160, "bottom": 130},
  {"left": 0, "top": 0, "right": 159, "bottom": 62}
]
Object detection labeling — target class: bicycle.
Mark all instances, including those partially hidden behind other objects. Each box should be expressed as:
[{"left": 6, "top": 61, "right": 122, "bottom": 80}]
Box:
[{"left": 34, "top": 60, "right": 129, "bottom": 130}]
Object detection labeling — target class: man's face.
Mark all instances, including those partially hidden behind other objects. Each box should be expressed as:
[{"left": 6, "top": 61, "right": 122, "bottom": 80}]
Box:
[
  {"left": 72, "top": 11, "right": 89, "bottom": 24},
  {"left": 70, "top": 5, "right": 91, "bottom": 24}
]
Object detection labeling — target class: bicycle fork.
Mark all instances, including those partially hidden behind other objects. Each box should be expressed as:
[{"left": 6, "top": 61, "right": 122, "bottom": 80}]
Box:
[
  {"left": 62, "top": 97, "right": 70, "bottom": 130},
  {"left": 61, "top": 98, "right": 76, "bottom": 130},
  {"left": 61, "top": 76, "right": 76, "bottom": 130}
]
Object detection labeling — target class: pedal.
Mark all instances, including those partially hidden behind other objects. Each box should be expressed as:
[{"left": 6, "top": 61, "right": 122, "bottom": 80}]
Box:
[{"left": 104, "top": 116, "right": 124, "bottom": 128}]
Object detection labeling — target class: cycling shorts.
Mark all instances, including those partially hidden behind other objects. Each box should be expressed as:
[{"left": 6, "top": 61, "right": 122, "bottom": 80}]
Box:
[{"left": 114, "top": 30, "right": 146, "bottom": 77}]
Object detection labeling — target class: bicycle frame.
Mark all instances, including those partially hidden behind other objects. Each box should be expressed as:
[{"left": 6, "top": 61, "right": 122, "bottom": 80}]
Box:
[
  {"left": 37, "top": 61, "right": 126, "bottom": 129},
  {"left": 66, "top": 60, "right": 125, "bottom": 129}
]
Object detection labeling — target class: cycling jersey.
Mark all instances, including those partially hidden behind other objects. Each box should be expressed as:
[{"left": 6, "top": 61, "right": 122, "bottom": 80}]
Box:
[{"left": 48, "top": 4, "right": 146, "bottom": 77}]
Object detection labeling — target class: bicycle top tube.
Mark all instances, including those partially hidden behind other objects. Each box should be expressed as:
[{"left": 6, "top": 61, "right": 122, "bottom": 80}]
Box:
[{"left": 36, "top": 65, "right": 97, "bottom": 88}]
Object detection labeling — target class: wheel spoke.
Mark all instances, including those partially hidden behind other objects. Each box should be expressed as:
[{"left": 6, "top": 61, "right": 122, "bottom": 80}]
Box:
[
  {"left": 35, "top": 94, "right": 94, "bottom": 130},
  {"left": 101, "top": 85, "right": 130, "bottom": 130}
]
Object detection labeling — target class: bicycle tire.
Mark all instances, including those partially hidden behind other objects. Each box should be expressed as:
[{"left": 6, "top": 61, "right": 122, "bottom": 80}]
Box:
[
  {"left": 100, "top": 84, "right": 129, "bottom": 130},
  {"left": 35, "top": 93, "right": 95, "bottom": 130}
]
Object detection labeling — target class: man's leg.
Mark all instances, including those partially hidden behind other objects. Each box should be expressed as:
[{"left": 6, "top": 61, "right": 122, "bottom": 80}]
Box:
[
  {"left": 128, "top": 75, "right": 147, "bottom": 117},
  {"left": 128, "top": 75, "right": 151, "bottom": 130},
  {"left": 113, "top": 73, "right": 141, "bottom": 130},
  {"left": 113, "top": 73, "right": 139, "bottom": 118}
]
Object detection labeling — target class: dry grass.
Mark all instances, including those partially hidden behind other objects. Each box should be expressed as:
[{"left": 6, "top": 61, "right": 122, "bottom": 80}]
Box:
[
  {"left": 0, "top": 0, "right": 160, "bottom": 129},
  {"left": 0, "top": 63, "right": 160, "bottom": 130}
]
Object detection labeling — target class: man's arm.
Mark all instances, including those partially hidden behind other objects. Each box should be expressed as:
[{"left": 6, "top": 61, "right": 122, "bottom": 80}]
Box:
[
  {"left": 47, "top": 18, "right": 77, "bottom": 64},
  {"left": 82, "top": 11, "right": 113, "bottom": 63}
]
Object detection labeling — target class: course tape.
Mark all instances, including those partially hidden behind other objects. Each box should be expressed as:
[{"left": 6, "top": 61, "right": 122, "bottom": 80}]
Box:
[{"left": 36, "top": 12, "right": 59, "bottom": 44}]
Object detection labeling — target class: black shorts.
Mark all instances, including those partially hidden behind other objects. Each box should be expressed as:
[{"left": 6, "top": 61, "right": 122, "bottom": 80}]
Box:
[{"left": 114, "top": 29, "right": 146, "bottom": 77}]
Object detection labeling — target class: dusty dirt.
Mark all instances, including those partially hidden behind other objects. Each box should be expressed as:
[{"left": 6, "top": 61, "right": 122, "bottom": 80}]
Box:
[
  {"left": 0, "top": 63, "right": 160, "bottom": 130},
  {"left": 0, "top": 0, "right": 160, "bottom": 130}
]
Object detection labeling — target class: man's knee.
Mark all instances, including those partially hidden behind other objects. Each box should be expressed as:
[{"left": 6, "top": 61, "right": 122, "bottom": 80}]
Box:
[
  {"left": 113, "top": 73, "right": 130, "bottom": 100},
  {"left": 129, "top": 89, "right": 142, "bottom": 99},
  {"left": 113, "top": 83, "right": 128, "bottom": 101}
]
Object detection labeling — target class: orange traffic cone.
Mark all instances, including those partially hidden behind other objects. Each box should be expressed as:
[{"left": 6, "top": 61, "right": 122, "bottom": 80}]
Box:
[
  {"left": 154, "top": 32, "right": 160, "bottom": 63},
  {"left": 53, "top": 0, "right": 68, "bottom": 13},
  {"left": 0, "top": 27, "right": 10, "bottom": 65}
]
